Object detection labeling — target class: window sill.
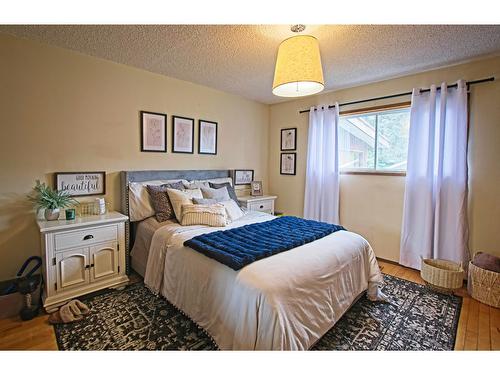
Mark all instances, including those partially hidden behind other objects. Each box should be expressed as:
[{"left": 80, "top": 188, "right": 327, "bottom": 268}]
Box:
[{"left": 340, "top": 170, "right": 406, "bottom": 177}]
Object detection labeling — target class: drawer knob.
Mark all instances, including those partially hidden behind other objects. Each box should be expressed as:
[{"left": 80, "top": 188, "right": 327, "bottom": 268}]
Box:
[
  {"left": 260, "top": 205, "right": 264, "bottom": 209},
  {"left": 83, "top": 234, "right": 94, "bottom": 241}
]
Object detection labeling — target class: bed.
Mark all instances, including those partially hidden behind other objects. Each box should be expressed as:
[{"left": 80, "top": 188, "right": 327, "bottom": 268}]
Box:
[
  {"left": 130, "top": 216, "right": 174, "bottom": 277},
  {"left": 121, "top": 170, "right": 384, "bottom": 350}
]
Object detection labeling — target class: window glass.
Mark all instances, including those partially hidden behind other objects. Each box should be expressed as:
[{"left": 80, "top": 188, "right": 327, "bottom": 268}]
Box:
[
  {"left": 376, "top": 110, "right": 410, "bottom": 171},
  {"left": 339, "top": 114, "right": 376, "bottom": 169},
  {"left": 339, "top": 107, "right": 410, "bottom": 172}
]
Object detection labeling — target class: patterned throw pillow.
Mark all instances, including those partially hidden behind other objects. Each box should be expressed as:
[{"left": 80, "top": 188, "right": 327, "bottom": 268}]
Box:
[
  {"left": 166, "top": 188, "right": 204, "bottom": 222},
  {"left": 146, "top": 181, "right": 184, "bottom": 222},
  {"left": 180, "top": 204, "right": 227, "bottom": 227},
  {"left": 209, "top": 182, "right": 241, "bottom": 207}
]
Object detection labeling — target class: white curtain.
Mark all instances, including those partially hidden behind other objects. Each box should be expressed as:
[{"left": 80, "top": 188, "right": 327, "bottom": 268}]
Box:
[
  {"left": 400, "top": 80, "right": 469, "bottom": 270},
  {"left": 303, "top": 104, "right": 340, "bottom": 224}
]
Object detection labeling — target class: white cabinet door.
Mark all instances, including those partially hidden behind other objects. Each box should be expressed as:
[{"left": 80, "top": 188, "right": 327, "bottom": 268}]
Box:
[
  {"left": 89, "top": 241, "right": 118, "bottom": 282},
  {"left": 56, "top": 248, "right": 90, "bottom": 291}
]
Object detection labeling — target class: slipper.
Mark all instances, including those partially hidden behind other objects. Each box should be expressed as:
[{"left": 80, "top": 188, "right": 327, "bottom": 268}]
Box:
[
  {"left": 48, "top": 310, "right": 63, "bottom": 324},
  {"left": 48, "top": 299, "right": 90, "bottom": 324},
  {"left": 60, "top": 303, "right": 85, "bottom": 322},
  {"left": 48, "top": 304, "right": 83, "bottom": 324},
  {"left": 70, "top": 299, "right": 90, "bottom": 315}
]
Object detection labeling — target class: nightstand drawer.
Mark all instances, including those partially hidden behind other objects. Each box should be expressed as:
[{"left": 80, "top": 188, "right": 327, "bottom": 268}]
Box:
[
  {"left": 248, "top": 200, "right": 273, "bottom": 212},
  {"left": 54, "top": 225, "right": 118, "bottom": 251}
]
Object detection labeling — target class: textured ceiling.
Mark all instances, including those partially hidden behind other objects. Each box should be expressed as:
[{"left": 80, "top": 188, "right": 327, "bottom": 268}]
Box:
[{"left": 1, "top": 25, "right": 500, "bottom": 104}]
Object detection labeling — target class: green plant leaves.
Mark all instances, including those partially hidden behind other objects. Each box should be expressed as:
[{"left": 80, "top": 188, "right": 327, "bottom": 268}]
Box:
[{"left": 28, "top": 180, "right": 78, "bottom": 211}]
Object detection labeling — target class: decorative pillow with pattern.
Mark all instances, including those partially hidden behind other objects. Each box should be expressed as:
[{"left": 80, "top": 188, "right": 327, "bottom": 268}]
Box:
[
  {"left": 128, "top": 179, "right": 187, "bottom": 221},
  {"left": 166, "top": 188, "right": 204, "bottom": 222},
  {"left": 180, "top": 203, "right": 227, "bottom": 227},
  {"left": 146, "top": 181, "right": 184, "bottom": 222},
  {"left": 209, "top": 182, "right": 240, "bottom": 206}
]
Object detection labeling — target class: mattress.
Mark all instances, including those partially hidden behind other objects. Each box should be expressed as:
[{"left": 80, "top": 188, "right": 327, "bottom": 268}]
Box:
[{"left": 144, "top": 211, "right": 384, "bottom": 350}]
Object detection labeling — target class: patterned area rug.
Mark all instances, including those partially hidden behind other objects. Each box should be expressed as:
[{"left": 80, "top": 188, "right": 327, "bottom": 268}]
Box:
[
  {"left": 312, "top": 274, "right": 462, "bottom": 350},
  {"left": 54, "top": 274, "right": 461, "bottom": 350}
]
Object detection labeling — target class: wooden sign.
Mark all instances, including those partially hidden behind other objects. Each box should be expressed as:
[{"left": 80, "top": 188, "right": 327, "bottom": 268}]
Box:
[{"left": 55, "top": 172, "right": 106, "bottom": 197}]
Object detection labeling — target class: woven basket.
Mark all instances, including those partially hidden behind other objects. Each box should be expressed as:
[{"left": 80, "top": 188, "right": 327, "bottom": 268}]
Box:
[
  {"left": 468, "top": 260, "right": 500, "bottom": 308},
  {"left": 420, "top": 258, "right": 464, "bottom": 292}
]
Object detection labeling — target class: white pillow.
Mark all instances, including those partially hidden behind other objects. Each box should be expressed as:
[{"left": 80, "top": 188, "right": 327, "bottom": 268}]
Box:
[
  {"left": 166, "top": 188, "right": 203, "bottom": 222},
  {"left": 201, "top": 186, "right": 231, "bottom": 201},
  {"left": 183, "top": 180, "right": 210, "bottom": 189},
  {"left": 220, "top": 199, "right": 244, "bottom": 222},
  {"left": 188, "top": 177, "right": 233, "bottom": 189},
  {"left": 180, "top": 204, "right": 227, "bottom": 227},
  {"left": 128, "top": 179, "right": 187, "bottom": 222}
]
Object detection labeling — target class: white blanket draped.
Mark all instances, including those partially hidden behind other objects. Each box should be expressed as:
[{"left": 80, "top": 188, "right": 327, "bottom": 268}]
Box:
[
  {"left": 400, "top": 80, "right": 469, "bottom": 270},
  {"left": 144, "top": 211, "right": 384, "bottom": 350}
]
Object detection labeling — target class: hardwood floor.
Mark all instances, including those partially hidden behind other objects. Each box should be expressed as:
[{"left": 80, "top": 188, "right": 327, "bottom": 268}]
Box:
[
  {"left": 0, "top": 313, "right": 57, "bottom": 350},
  {"left": 0, "top": 261, "right": 498, "bottom": 350}
]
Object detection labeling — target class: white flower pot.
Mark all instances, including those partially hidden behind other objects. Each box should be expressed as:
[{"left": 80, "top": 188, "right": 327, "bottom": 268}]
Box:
[{"left": 44, "top": 208, "right": 60, "bottom": 221}]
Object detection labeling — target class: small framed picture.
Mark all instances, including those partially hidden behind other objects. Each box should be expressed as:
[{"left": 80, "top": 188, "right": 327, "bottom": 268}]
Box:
[
  {"left": 140, "top": 111, "right": 167, "bottom": 152},
  {"left": 233, "top": 169, "right": 254, "bottom": 185},
  {"left": 172, "top": 116, "right": 195, "bottom": 153},
  {"left": 281, "top": 128, "right": 297, "bottom": 151},
  {"left": 55, "top": 171, "right": 106, "bottom": 197},
  {"left": 198, "top": 119, "right": 218, "bottom": 155},
  {"left": 280, "top": 153, "right": 296, "bottom": 175},
  {"left": 251, "top": 181, "right": 263, "bottom": 196}
]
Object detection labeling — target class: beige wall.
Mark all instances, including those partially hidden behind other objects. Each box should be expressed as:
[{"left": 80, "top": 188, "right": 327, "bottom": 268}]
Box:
[
  {"left": 1, "top": 32, "right": 498, "bottom": 279},
  {"left": 269, "top": 56, "right": 500, "bottom": 262},
  {"left": 0, "top": 33, "right": 270, "bottom": 279}
]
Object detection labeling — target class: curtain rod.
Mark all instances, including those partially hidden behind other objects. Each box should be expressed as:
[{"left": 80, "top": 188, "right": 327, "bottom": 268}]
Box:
[{"left": 298, "top": 77, "right": 495, "bottom": 114}]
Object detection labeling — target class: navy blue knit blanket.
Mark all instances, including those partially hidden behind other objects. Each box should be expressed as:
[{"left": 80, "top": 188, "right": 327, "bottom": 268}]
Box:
[{"left": 184, "top": 216, "right": 345, "bottom": 270}]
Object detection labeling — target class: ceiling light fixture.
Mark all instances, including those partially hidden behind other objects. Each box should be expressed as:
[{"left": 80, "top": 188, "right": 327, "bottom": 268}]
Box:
[{"left": 272, "top": 25, "right": 324, "bottom": 98}]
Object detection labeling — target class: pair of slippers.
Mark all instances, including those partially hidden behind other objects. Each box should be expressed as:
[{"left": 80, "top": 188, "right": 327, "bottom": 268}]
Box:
[{"left": 48, "top": 299, "right": 90, "bottom": 324}]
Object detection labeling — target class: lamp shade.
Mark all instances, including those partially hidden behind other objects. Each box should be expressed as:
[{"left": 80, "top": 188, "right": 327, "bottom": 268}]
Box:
[{"left": 272, "top": 35, "right": 324, "bottom": 97}]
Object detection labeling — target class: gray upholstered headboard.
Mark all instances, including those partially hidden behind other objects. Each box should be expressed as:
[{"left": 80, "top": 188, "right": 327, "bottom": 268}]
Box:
[{"left": 120, "top": 169, "right": 232, "bottom": 274}]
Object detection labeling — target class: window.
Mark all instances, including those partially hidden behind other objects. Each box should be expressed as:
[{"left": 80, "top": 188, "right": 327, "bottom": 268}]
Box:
[{"left": 338, "top": 106, "right": 410, "bottom": 173}]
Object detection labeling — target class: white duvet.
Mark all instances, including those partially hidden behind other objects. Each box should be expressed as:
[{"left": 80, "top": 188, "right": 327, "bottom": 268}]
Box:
[{"left": 144, "top": 211, "right": 384, "bottom": 350}]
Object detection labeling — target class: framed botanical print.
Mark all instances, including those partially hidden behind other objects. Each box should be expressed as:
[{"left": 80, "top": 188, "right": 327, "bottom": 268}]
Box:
[
  {"left": 172, "top": 116, "right": 195, "bottom": 153},
  {"left": 140, "top": 111, "right": 167, "bottom": 152},
  {"left": 198, "top": 119, "right": 218, "bottom": 155},
  {"left": 233, "top": 169, "right": 254, "bottom": 185},
  {"left": 281, "top": 127, "right": 297, "bottom": 151},
  {"left": 280, "top": 153, "right": 296, "bottom": 175}
]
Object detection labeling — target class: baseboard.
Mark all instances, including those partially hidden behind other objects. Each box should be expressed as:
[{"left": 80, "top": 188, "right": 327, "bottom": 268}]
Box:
[
  {"left": 377, "top": 256, "right": 469, "bottom": 285},
  {"left": 376, "top": 257, "right": 400, "bottom": 266}
]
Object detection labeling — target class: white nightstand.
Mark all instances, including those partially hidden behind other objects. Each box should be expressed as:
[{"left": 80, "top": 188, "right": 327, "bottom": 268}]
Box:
[
  {"left": 37, "top": 211, "right": 129, "bottom": 312},
  {"left": 238, "top": 195, "right": 278, "bottom": 215}
]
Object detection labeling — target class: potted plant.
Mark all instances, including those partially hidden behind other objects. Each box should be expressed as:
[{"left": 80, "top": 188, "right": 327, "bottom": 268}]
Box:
[{"left": 28, "top": 180, "right": 78, "bottom": 221}]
